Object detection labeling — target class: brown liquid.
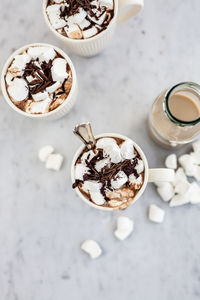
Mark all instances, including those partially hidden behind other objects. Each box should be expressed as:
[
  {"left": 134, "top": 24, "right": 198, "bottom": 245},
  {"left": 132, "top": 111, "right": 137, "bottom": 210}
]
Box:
[{"left": 169, "top": 93, "right": 200, "bottom": 122}]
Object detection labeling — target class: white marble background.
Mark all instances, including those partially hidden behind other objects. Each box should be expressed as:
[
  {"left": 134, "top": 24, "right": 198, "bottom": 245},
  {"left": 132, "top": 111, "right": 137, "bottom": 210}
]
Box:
[{"left": 0, "top": 0, "right": 200, "bottom": 299}]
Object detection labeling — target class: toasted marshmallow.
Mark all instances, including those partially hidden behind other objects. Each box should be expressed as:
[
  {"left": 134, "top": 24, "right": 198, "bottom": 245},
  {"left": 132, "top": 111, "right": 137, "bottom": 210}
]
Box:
[
  {"left": 51, "top": 58, "right": 68, "bottom": 82},
  {"left": 157, "top": 183, "right": 174, "bottom": 202},
  {"left": 82, "top": 181, "right": 102, "bottom": 193},
  {"left": 95, "top": 158, "right": 110, "bottom": 172},
  {"left": 135, "top": 159, "right": 144, "bottom": 174},
  {"left": 96, "top": 137, "right": 116, "bottom": 149},
  {"left": 32, "top": 91, "right": 48, "bottom": 101},
  {"left": 8, "top": 78, "right": 28, "bottom": 102},
  {"left": 165, "top": 154, "right": 177, "bottom": 169},
  {"left": 169, "top": 195, "right": 189, "bottom": 207},
  {"left": 148, "top": 204, "right": 165, "bottom": 223},
  {"left": 114, "top": 216, "right": 134, "bottom": 241},
  {"left": 111, "top": 171, "right": 128, "bottom": 189},
  {"left": 83, "top": 26, "right": 98, "bottom": 39},
  {"left": 26, "top": 97, "right": 51, "bottom": 114},
  {"left": 192, "top": 139, "right": 200, "bottom": 153},
  {"left": 39, "top": 47, "right": 56, "bottom": 63},
  {"left": 46, "top": 81, "right": 61, "bottom": 93},
  {"left": 38, "top": 145, "right": 54, "bottom": 162},
  {"left": 103, "top": 143, "right": 122, "bottom": 163},
  {"left": 120, "top": 139, "right": 135, "bottom": 160},
  {"left": 90, "top": 191, "right": 105, "bottom": 205},
  {"left": 45, "top": 153, "right": 64, "bottom": 171},
  {"left": 81, "top": 240, "right": 102, "bottom": 259},
  {"left": 75, "top": 164, "right": 89, "bottom": 181},
  {"left": 27, "top": 47, "right": 49, "bottom": 59},
  {"left": 64, "top": 23, "right": 82, "bottom": 39}
]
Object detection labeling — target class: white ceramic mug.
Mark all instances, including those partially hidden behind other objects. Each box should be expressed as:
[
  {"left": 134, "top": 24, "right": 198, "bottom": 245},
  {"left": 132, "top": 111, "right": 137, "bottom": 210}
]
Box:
[
  {"left": 1, "top": 43, "right": 78, "bottom": 121},
  {"left": 71, "top": 133, "right": 174, "bottom": 211},
  {"left": 43, "top": 0, "right": 144, "bottom": 57}
]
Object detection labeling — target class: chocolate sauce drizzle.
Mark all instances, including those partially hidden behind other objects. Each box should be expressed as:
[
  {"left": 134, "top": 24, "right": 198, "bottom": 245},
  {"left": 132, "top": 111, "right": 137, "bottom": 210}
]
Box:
[
  {"left": 72, "top": 150, "right": 140, "bottom": 201},
  {"left": 23, "top": 60, "right": 55, "bottom": 94}
]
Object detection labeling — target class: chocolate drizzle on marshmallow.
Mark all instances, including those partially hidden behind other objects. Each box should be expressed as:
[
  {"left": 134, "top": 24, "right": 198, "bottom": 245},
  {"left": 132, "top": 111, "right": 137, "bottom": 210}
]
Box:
[
  {"left": 46, "top": 0, "right": 114, "bottom": 40},
  {"left": 73, "top": 137, "right": 145, "bottom": 207},
  {"left": 24, "top": 60, "right": 54, "bottom": 94}
]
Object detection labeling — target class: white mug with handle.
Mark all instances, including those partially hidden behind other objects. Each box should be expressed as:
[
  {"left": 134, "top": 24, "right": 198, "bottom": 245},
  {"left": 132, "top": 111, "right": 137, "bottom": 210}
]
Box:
[
  {"left": 43, "top": 0, "right": 144, "bottom": 57},
  {"left": 71, "top": 132, "right": 174, "bottom": 211}
]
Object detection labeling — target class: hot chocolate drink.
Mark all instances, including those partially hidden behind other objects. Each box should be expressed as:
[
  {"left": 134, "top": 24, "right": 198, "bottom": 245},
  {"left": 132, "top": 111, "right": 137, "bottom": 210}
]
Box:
[
  {"left": 72, "top": 137, "right": 145, "bottom": 209},
  {"left": 46, "top": 0, "right": 114, "bottom": 40},
  {"left": 4, "top": 46, "right": 72, "bottom": 114}
]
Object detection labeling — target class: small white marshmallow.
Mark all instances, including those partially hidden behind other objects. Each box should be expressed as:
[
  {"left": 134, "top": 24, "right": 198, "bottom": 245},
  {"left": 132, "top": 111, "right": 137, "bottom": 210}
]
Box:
[
  {"left": 38, "top": 145, "right": 54, "bottom": 162},
  {"left": 45, "top": 153, "right": 64, "bottom": 171},
  {"left": 148, "top": 204, "right": 165, "bottom": 223},
  {"left": 81, "top": 240, "right": 102, "bottom": 259},
  {"left": 165, "top": 154, "right": 177, "bottom": 169},
  {"left": 51, "top": 58, "right": 68, "bottom": 82}
]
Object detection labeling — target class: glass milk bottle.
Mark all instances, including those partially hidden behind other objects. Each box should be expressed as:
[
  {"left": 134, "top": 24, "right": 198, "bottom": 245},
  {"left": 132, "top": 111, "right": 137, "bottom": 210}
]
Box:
[{"left": 149, "top": 82, "right": 200, "bottom": 148}]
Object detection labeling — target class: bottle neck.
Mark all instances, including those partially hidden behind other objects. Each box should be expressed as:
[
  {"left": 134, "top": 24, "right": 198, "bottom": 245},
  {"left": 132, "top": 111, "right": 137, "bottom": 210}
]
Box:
[{"left": 164, "top": 82, "right": 200, "bottom": 127}]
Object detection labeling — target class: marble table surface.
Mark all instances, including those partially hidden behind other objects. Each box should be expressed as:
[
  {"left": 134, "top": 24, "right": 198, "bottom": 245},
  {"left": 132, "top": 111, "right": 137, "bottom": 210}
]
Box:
[{"left": 1, "top": 0, "right": 200, "bottom": 299}]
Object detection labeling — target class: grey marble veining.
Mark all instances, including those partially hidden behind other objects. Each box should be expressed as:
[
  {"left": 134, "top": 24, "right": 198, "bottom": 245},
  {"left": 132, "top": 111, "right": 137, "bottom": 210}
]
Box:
[{"left": 0, "top": 0, "right": 200, "bottom": 299}]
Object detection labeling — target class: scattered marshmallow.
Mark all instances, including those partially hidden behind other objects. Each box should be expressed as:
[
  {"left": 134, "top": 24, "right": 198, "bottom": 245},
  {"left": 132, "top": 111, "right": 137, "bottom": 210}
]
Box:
[
  {"left": 51, "top": 58, "right": 68, "bottom": 82},
  {"left": 120, "top": 139, "right": 135, "bottom": 160},
  {"left": 173, "top": 167, "right": 187, "bottom": 186},
  {"left": 8, "top": 78, "right": 28, "bottom": 102},
  {"left": 178, "top": 154, "right": 196, "bottom": 176},
  {"left": 192, "top": 139, "right": 200, "bottom": 153},
  {"left": 111, "top": 171, "right": 128, "bottom": 189},
  {"left": 45, "top": 153, "right": 64, "bottom": 171},
  {"left": 188, "top": 182, "right": 200, "bottom": 204},
  {"left": 174, "top": 180, "right": 191, "bottom": 195},
  {"left": 190, "top": 152, "right": 200, "bottom": 165},
  {"left": 148, "top": 204, "right": 165, "bottom": 223},
  {"left": 157, "top": 183, "right": 174, "bottom": 202},
  {"left": 165, "top": 154, "right": 177, "bottom": 169},
  {"left": 38, "top": 145, "right": 54, "bottom": 162},
  {"left": 114, "top": 216, "right": 134, "bottom": 241},
  {"left": 46, "top": 5, "right": 67, "bottom": 29},
  {"left": 129, "top": 174, "right": 142, "bottom": 185},
  {"left": 81, "top": 240, "right": 102, "bottom": 259},
  {"left": 169, "top": 195, "right": 189, "bottom": 207}
]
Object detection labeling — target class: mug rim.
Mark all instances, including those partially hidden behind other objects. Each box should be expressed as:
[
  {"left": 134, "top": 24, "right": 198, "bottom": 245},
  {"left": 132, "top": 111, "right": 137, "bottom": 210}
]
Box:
[
  {"left": 71, "top": 132, "right": 149, "bottom": 211},
  {"left": 1, "top": 42, "right": 77, "bottom": 119},
  {"left": 42, "top": 0, "right": 118, "bottom": 44}
]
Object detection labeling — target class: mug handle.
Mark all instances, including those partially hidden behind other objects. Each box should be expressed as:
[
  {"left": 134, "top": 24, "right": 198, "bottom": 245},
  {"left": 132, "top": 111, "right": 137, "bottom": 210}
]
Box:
[
  {"left": 117, "top": 0, "right": 144, "bottom": 24},
  {"left": 148, "top": 168, "right": 175, "bottom": 183}
]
